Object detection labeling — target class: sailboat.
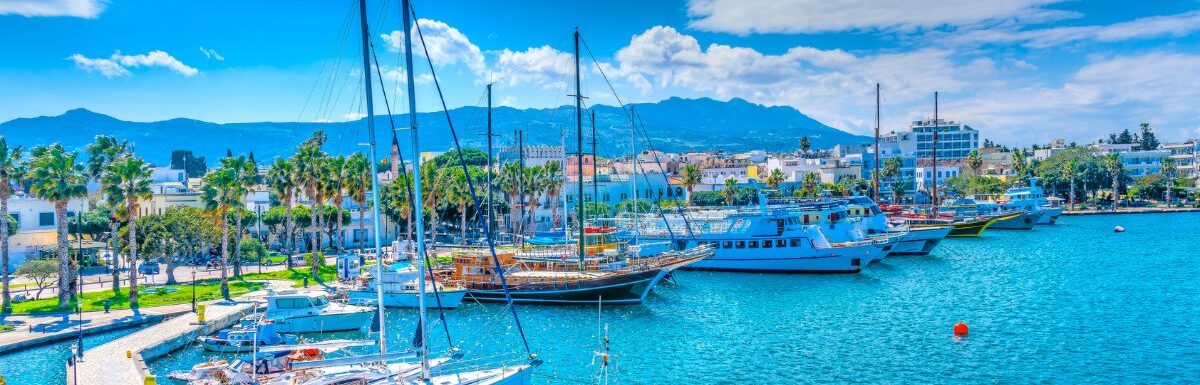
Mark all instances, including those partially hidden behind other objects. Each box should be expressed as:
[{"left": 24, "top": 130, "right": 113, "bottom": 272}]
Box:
[
  {"left": 446, "top": 28, "right": 712, "bottom": 305},
  {"left": 264, "top": 1, "right": 535, "bottom": 383}
]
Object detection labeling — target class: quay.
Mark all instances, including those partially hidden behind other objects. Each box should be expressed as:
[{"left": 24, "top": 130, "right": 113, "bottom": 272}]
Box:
[
  {"left": 66, "top": 300, "right": 255, "bottom": 385},
  {"left": 1062, "top": 207, "right": 1200, "bottom": 216},
  {"left": 0, "top": 303, "right": 192, "bottom": 356}
]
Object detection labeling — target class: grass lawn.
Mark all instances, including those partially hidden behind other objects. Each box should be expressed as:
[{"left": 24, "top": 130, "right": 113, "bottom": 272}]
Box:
[
  {"left": 9, "top": 279, "right": 264, "bottom": 314},
  {"left": 241, "top": 266, "right": 336, "bottom": 287},
  {"left": 0, "top": 324, "right": 13, "bottom": 332}
]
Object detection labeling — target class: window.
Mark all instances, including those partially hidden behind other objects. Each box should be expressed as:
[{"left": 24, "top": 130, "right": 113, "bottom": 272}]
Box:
[
  {"left": 776, "top": 239, "right": 786, "bottom": 248},
  {"left": 789, "top": 238, "right": 803, "bottom": 247},
  {"left": 735, "top": 241, "right": 746, "bottom": 249},
  {"left": 748, "top": 240, "right": 758, "bottom": 248},
  {"left": 38, "top": 212, "right": 54, "bottom": 227},
  {"left": 722, "top": 241, "right": 733, "bottom": 249},
  {"left": 762, "top": 240, "right": 772, "bottom": 249}
]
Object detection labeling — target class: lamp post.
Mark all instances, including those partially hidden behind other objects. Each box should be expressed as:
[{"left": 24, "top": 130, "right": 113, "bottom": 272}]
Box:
[
  {"left": 190, "top": 270, "right": 197, "bottom": 312},
  {"left": 75, "top": 209, "right": 84, "bottom": 359},
  {"left": 255, "top": 202, "right": 264, "bottom": 274}
]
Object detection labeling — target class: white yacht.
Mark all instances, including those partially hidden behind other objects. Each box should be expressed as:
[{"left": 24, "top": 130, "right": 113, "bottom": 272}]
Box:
[
  {"left": 262, "top": 290, "right": 375, "bottom": 333},
  {"left": 347, "top": 265, "right": 467, "bottom": 309},
  {"left": 837, "top": 197, "right": 951, "bottom": 256},
  {"left": 1001, "top": 177, "right": 1063, "bottom": 225}
]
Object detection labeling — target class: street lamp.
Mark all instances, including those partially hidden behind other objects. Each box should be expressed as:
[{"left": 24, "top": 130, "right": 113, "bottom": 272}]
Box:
[{"left": 191, "top": 270, "right": 197, "bottom": 312}]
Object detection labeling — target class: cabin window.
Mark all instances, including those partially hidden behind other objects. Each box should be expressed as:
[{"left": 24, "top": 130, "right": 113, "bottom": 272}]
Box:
[
  {"left": 748, "top": 240, "right": 759, "bottom": 248},
  {"left": 762, "top": 240, "right": 772, "bottom": 249},
  {"left": 789, "top": 238, "right": 803, "bottom": 247},
  {"left": 275, "top": 298, "right": 309, "bottom": 309},
  {"left": 776, "top": 239, "right": 786, "bottom": 248},
  {"left": 735, "top": 241, "right": 746, "bottom": 249},
  {"left": 802, "top": 216, "right": 810, "bottom": 224},
  {"left": 709, "top": 241, "right": 719, "bottom": 248},
  {"left": 722, "top": 241, "right": 733, "bottom": 249}
]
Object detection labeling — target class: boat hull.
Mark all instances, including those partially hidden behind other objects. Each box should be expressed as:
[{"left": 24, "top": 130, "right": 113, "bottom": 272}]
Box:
[
  {"left": 346, "top": 288, "right": 467, "bottom": 309},
  {"left": 267, "top": 310, "right": 374, "bottom": 334},
  {"left": 889, "top": 226, "right": 951, "bottom": 256},
  {"left": 1037, "top": 206, "right": 1064, "bottom": 225},
  {"left": 989, "top": 212, "right": 1038, "bottom": 230},
  {"left": 947, "top": 215, "right": 1003, "bottom": 237},
  {"left": 683, "top": 241, "right": 879, "bottom": 273},
  {"left": 465, "top": 268, "right": 671, "bottom": 305}
]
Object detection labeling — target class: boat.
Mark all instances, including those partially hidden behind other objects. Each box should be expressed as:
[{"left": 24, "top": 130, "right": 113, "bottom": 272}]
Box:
[
  {"left": 941, "top": 198, "right": 1036, "bottom": 230},
  {"left": 261, "top": 290, "right": 375, "bottom": 333},
  {"left": 347, "top": 264, "right": 467, "bottom": 309},
  {"left": 197, "top": 320, "right": 298, "bottom": 353},
  {"left": 1000, "top": 177, "right": 1063, "bottom": 225}
]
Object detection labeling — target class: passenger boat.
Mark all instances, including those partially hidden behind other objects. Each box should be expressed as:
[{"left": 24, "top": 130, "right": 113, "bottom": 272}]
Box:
[
  {"left": 347, "top": 265, "right": 467, "bottom": 309},
  {"left": 197, "top": 320, "right": 298, "bottom": 353},
  {"left": 261, "top": 290, "right": 375, "bottom": 333},
  {"left": 1000, "top": 178, "right": 1063, "bottom": 225},
  {"left": 941, "top": 198, "right": 1036, "bottom": 230}
]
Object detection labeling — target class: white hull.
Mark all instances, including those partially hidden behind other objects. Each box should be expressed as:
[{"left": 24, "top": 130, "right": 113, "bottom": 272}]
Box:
[
  {"left": 889, "top": 226, "right": 951, "bottom": 256},
  {"left": 684, "top": 241, "right": 879, "bottom": 273},
  {"left": 270, "top": 310, "right": 374, "bottom": 334},
  {"left": 1037, "top": 206, "right": 1064, "bottom": 225},
  {"left": 347, "top": 288, "right": 467, "bottom": 309}
]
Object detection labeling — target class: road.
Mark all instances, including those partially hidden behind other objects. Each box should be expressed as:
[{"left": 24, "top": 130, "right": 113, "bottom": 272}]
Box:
[{"left": 4, "top": 261, "right": 300, "bottom": 300}]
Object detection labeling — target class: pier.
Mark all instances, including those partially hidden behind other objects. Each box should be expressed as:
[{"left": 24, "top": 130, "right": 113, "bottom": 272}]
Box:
[
  {"left": 1063, "top": 207, "right": 1200, "bottom": 216},
  {"left": 66, "top": 301, "right": 255, "bottom": 385}
]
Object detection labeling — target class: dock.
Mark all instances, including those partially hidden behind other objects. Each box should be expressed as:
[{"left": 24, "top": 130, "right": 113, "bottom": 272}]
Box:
[
  {"left": 1062, "top": 207, "right": 1200, "bottom": 216},
  {"left": 66, "top": 301, "right": 256, "bottom": 385}
]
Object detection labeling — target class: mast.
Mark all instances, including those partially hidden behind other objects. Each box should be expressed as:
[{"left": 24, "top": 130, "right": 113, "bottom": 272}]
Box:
[
  {"left": 356, "top": 0, "right": 388, "bottom": 358},
  {"left": 591, "top": 109, "right": 599, "bottom": 219},
  {"left": 399, "top": 0, "right": 430, "bottom": 377},
  {"left": 486, "top": 84, "right": 494, "bottom": 239},
  {"left": 874, "top": 83, "right": 880, "bottom": 203},
  {"left": 517, "top": 129, "right": 525, "bottom": 236},
  {"left": 574, "top": 28, "right": 585, "bottom": 265},
  {"left": 561, "top": 117, "right": 569, "bottom": 236},
  {"left": 631, "top": 107, "right": 638, "bottom": 244},
  {"left": 932, "top": 91, "right": 939, "bottom": 217}
]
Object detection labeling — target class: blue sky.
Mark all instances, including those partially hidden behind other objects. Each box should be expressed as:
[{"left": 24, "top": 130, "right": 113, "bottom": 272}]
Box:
[{"left": 2, "top": 0, "right": 1200, "bottom": 146}]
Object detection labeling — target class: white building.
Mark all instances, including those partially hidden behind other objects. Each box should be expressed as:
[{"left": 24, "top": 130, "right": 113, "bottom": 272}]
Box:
[
  {"left": 880, "top": 119, "right": 979, "bottom": 160},
  {"left": 500, "top": 144, "right": 564, "bottom": 167},
  {"left": 1162, "top": 141, "right": 1197, "bottom": 179},
  {"left": 1092, "top": 143, "right": 1170, "bottom": 178},
  {"left": 5, "top": 195, "right": 89, "bottom": 269}
]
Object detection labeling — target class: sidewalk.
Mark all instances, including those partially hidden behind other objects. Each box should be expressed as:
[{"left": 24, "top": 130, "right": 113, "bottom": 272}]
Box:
[{"left": 6, "top": 262, "right": 293, "bottom": 299}]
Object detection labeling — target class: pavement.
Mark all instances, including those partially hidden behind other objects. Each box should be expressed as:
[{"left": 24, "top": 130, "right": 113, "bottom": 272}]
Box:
[{"left": 5, "top": 261, "right": 296, "bottom": 300}]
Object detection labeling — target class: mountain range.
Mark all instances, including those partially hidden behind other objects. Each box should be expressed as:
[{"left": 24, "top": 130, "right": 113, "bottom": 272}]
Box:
[{"left": 0, "top": 97, "right": 867, "bottom": 166}]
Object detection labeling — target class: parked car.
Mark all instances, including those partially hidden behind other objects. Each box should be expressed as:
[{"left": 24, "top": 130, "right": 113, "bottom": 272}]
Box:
[{"left": 138, "top": 262, "right": 160, "bottom": 275}]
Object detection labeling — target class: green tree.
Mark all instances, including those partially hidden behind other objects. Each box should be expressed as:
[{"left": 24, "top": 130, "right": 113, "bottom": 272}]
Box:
[
  {"left": 323, "top": 155, "right": 347, "bottom": 255},
  {"left": 101, "top": 155, "right": 152, "bottom": 310},
  {"left": 681, "top": 163, "right": 702, "bottom": 206},
  {"left": 16, "top": 259, "right": 58, "bottom": 300},
  {"left": 26, "top": 144, "right": 88, "bottom": 310},
  {"left": 541, "top": 161, "right": 563, "bottom": 228},
  {"left": 380, "top": 173, "right": 415, "bottom": 242},
  {"left": 85, "top": 135, "right": 128, "bottom": 293},
  {"left": 202, "top": 164, "right": 239, "bottom": 300},
  {"left": 1161, "top": 156, "right": 1177, "bottom": 204},
  {"left": 765, "top": 168, "right": 785, "bottom": 191},
  {"left": 883, "top": 156, "right": 903, "bottom": 204},
  {"left": 266, "top": 158, "right": 298, "bottom": 268},
  {"left": 344, "top": 153, "right": 371, "bottom": 251},
  {"left": 1064, "top": 159, "right": 1077, "bottom": 210},
  {"left": 294, "top": 131, "right": 327, "bottom": 279},
  {"left": 799, "top": 135, "right": 811, "bottom": 154},
  {"left": 0, "top": 138, "right": 23, "bottom": 314},
  {"left": 723, "top": 178, "right": 738, "bottom": 205},
  {"left": 796, "top": 172, "right": 821, "bottom": 198},
  {"left": 965, "top": 149, "right": 982, "bottom": 194},
  {"left": 1138, "top": 123, "right": 1159, "bottom": 151},
  {"left": 220, "top": 155, "right": 256, "bottom": 277},
  {"left": 1104, "top": 153, "right": 1123, "bottom": 212},
  {"left": 169, "top": 149, "right": 207, "bottom": 178},
  {"left": 1011, "top": 150, "right": 1030, "bottom": 187}
]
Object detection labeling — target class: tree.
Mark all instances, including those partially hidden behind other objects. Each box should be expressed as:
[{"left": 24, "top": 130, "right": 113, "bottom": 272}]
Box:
[
  {"left": 799, "top": 136, "right": 811, "bottom": 154},
  {"left": 16, "top": 259, "right": 58, "bottom": 300},
  {"left": 219, "top": 155, "right": 256, "bottom": 277},
  {"left": 1104, "top": 153, "right": 1122, "bottom": 212},
  {"left": 202, "top": 165, "right": 239, "bottom": 300},
  {"left": 1161, "top": 156, "right": 1177, "bottom": 204},
  {"left": 796, "top": 172, "right": 821, "bottom": 198},
  {"left": 723, "top": 178, "right": 738, "bottom": 206},
  {"left": 266, "top": 158, "right": 298, "bottom": 268},
  {"left": 26, "top": 144, "right": 88, "bottom": 310},
  {"left": 380, "top": 173, "right": 415, "bottom": 243},
  {"left": 1138, "top": 123, "right": 1159, "bottom": 151},
  {"left": 496, "top": 161, "right": 524, "bottom": 234},
  {"left": 681, "top": 164, "right": 701, "bottom": 206},
  {"left": 294, "top": 131, "right": 327, "bottom": 280},
  {"left": 101, "top": 155, "right": 152, "bottom": 311},
  {"left": 765, "top": 168, "right": 785, "bottom": 191},
  {"left": 239, "top": 237, "right": 267, "bottom": 266},
  {"left": 169, "top": 149, "right": 207, "bottom": 178},
  {"left": 541, "top": 161, "right": 563, "bottom": 228},
  {"left": 1011, "top": 150, "right": 1030, "bottom": 187},
  {"left": 965, "top": 149, "right": 982, "bottom": 194},
  {"left": 0, "top": 138, "right": 22, "bottom": 314},
  {"left": 323, "top": 155, "right": 347, "bottom": 255},
  {"left": 85, "top": 135, "right": 128, "bottom": 293},
  {"left": 892, "top": 180, "right": 911, "bottom": 204},
  {"left": 1064, "top": 159, "right": 1077, "bottom": 210},
  {"left": 883, "top": 156, "right": 903, "bottom": 204},
  {"left": 344, "top": 153, "right": 371, "bottom": 252}
]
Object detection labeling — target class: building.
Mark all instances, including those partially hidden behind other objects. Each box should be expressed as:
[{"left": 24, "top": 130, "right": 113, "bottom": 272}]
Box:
[
  {"left": 914, "top": 160, "right": 964, "bottom": 192},
  {"left": 1092, "top": 143, "right": 1170, "bottom": 178},
  {"left": 880, "top": 119, "right": 979, "bottom": 160},
  {"left": 500, "top": 144, "right": 565, "bottom": 168},
  {"left": 1162, "top": 141, "right": 1197, "bottom": 179},
  {"left": 699, "top": 156, "right": 758, "bottom": 184},
  {"left": 5, "top": 195, "right": 89, "bottom": 269}
]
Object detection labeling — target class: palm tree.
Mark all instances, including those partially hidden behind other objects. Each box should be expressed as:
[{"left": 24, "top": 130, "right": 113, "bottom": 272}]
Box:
[
  {"left": 444, "top": 167, "right": 474, "bottom": 242},
  {"left": 799, "top": 135, "right": 811, "bottom": 155},
  {"left": 85, "top": 135, "right": 128, "bottom": 293},
  {"left": 202, "top": 166, "right": 239, "bottom": 300},
  {"left": 723, "top": 178, "right": 738, "bottom": 206},
  {"left": 385, "top": 172, "right": 415, "bottom": 242},
  {"left": 1161, "top": 156, "right": 1177, "bottom": 205},
  {"left": 799, "top": 172, "right": 821, "bottom": 198},
  {"left": 766, "top": 168, "right": 785, "bottom": 191},
  {"left": 883, "top": 156, "right": 903, "bottom": 204},
  {"left": 0, "top": 139, "right": 23, "bottom": 315},
  {"left": 966, "top": 149, "right": 982, "bottom": 195},
  {"left": 344, "top": 153, "right": 371, "bottom": 252},
  {"left": 1064, "top": 159, "right": 1077, "bottom": 211},
  {"left": 223, "top": 155, "right": 255, "bottom": 277},
  {"left": 323, "top": 155, "right": 347, "bottom": 255},
  {"left": 497, "top": 161, "right": 523, "bottom": 234},
  {"left": 541, "top": 161, "right": 563, "bottom": 228},
  {"left": 294, "top": 131, "right": 327, "bottom": 279},
  {"left": 26, "top": 144, "right": 88, "bottom": 309},
  {"left": 101, "top": 155, "right": 152, "bottom": 311},
  {"left": 1104, "top": 153, "right": 1122, "bottom": 212},
  {"left": 522, "top": 165, "right": 547, "bottom": 230},
  {"left": 681, "top": 163, "right": 701, "bottom": 206},
  {"left": 266, "top": 158, "right": 297, "bottom": 268},
  {"left": 1011, "top": 150, "right": 1029, "bottom": 186}
]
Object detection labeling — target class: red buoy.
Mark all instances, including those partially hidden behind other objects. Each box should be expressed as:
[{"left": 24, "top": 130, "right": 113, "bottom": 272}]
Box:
[{"left": 953, "top": 322, "right": 969, "bottom": 336}]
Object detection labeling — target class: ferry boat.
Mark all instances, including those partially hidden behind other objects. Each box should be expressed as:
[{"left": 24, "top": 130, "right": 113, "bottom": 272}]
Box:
[
  {"left": 445, "top": 228, "right": 711, "bottom": 304},
  {"left": 941, "top": 198, "right": 1037, "bottom": 230},
  {"left": 1000, "top": 178, "right": 1063, "bottom": 225},
  {"left": 837, "top": 197, "right": 951, "bottom": 256},
  {"left": 261, "top": 290, "right": 375, "bottom": 333},
  {"left": 347, "top": 265, "right": 467, "bottom": 309}
]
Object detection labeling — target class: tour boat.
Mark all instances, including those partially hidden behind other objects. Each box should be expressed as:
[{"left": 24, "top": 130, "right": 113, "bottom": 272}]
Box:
[
  {"left": 347, "top": 265, "right": 467, "bottom": 309},
  {"left": 261, "top": 290, "right": 375, "bottom": 333},
  {"left": 941, "top": 198, "right": 1037, "bottom": 230},
  {"left": 1000, "top": 178, "right": 1063, "bottom": 225}
]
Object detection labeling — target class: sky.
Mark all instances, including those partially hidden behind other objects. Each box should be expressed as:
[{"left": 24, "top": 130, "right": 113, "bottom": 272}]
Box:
[{"left": 2, "top": 0, "right": 1200, "bottom": 147}]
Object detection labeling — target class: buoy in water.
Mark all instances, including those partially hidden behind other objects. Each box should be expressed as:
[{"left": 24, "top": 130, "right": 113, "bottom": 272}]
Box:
[
  {"left": 1113, "top": 226, "right": 1125, "bottom": 233},
  {"left": 953, "top": 322, "right": 969, "bottom": 336}
]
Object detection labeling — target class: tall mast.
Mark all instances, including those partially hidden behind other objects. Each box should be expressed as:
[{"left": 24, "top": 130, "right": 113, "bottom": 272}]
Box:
[
  {"left": 574, "top": 28, "right": 585, "bottom": 265},
  {"left": 355, "top": 0, "right": 387, "bottom": 358},
  {"left": 486, "top": 84, "right": 494, "bottom": 239},
  {"left": 561, "top": 119, "right": 569, "bottom": 236},
  {"left": 932, "top": 91, "right": 939, "bottom": 217},
  {"left": 517, "top": 129, "right": 525, "bottom": 236},
  {"left": 591, "top": 109, "right": 598, "bottom": 218},
  {"left": 631, "top": 106, "right": 638, "bottom": 244},
  {"left": 874, "top": 83, "right": 880, "bottom": 203},
  {"left": 399, "top": 0, "right": 430, "bottom": 377}
]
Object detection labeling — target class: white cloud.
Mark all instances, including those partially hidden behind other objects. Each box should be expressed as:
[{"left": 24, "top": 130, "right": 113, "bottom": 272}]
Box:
[
  {"left": 952, "top": 10, "right": 1200, "bottom": 48},
  {"left": 69, "top": 50, "right": 199, "bottom": 78},
  {"left": 686, "top": 0, "right": 1073, "bottom": 34},
  {"left": 380, "top": 19, "right": 485, "bottom": 74},
  {"left": 0, "top": 0, "right": 107, "bottom": 18},
  {"left": 492, "top": 45, "right": 574, "bottom": 89},
  {"left": 199, "top": 46, "right": 224, "bottom": 61},
  {"left": 342, "top": 112, "right": 367, "bottom": 121}
]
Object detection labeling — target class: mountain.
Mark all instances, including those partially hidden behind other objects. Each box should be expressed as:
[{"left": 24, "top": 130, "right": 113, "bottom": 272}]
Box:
[{"left": 0, "top": 97, "right": 867, "bottom": 165}]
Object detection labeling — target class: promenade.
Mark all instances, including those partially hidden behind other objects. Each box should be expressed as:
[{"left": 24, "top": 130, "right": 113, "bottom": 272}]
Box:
[{"left": 1062, "top": 207, "right": 1200, "bottom": 215}]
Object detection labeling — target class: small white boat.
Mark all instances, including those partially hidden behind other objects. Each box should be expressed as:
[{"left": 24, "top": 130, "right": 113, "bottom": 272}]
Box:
[
  {"left": 347, "top": 266, "right": 467, "bottom": 309},
  {"left": 262, "top": 290, "right": 375, "bottom": 333},
  {"left": 198, "top": 320, "right": 298, "bottom": 353}
]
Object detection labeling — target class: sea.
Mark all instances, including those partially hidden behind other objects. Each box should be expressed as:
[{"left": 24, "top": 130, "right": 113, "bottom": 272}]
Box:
[{"left": 4, "top": 212, "right": 1198, "bottom": 384}]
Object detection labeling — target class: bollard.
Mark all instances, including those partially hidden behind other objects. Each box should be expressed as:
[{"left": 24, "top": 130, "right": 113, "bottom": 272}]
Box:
[
  {"left": 197, "top": 304, "right": 206, "bottom": 323},
  {"left": 303, "top": 276, "right": 309, "bottom": 288},
  {"left": 143, "top": 375, "right": 156, "bottom": 385},
  {"left": 126, "top": 350, "right": 132, "bottom": 358}
]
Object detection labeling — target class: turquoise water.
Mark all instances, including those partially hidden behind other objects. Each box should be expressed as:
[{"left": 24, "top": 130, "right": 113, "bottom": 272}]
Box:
[
  {"left": 12, "top": 213, "right": 1200, "bottom": 384},
  {"left": 0, "top": 327, "right": 141, "bottom": 384}
]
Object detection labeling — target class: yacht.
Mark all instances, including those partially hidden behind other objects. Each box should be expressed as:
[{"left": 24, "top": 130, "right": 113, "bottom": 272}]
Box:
[
  {"left": 347, "top": 265, "right": 467, "bottom": 309},
  {"left": 942, "top": 197, "right": 1037, "bottom": 230},
  {"left": 197, "top": 319, "right": 298, "bottom": 353},
  {"left": 262, "top": 290, "right": 375, "bottom": 333},
  {"left": 838, "top": 197, "right": 951, "bottom": 256},
  {"left": 1001, "top": 178, "right": 1063, "bottom": 225}
]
